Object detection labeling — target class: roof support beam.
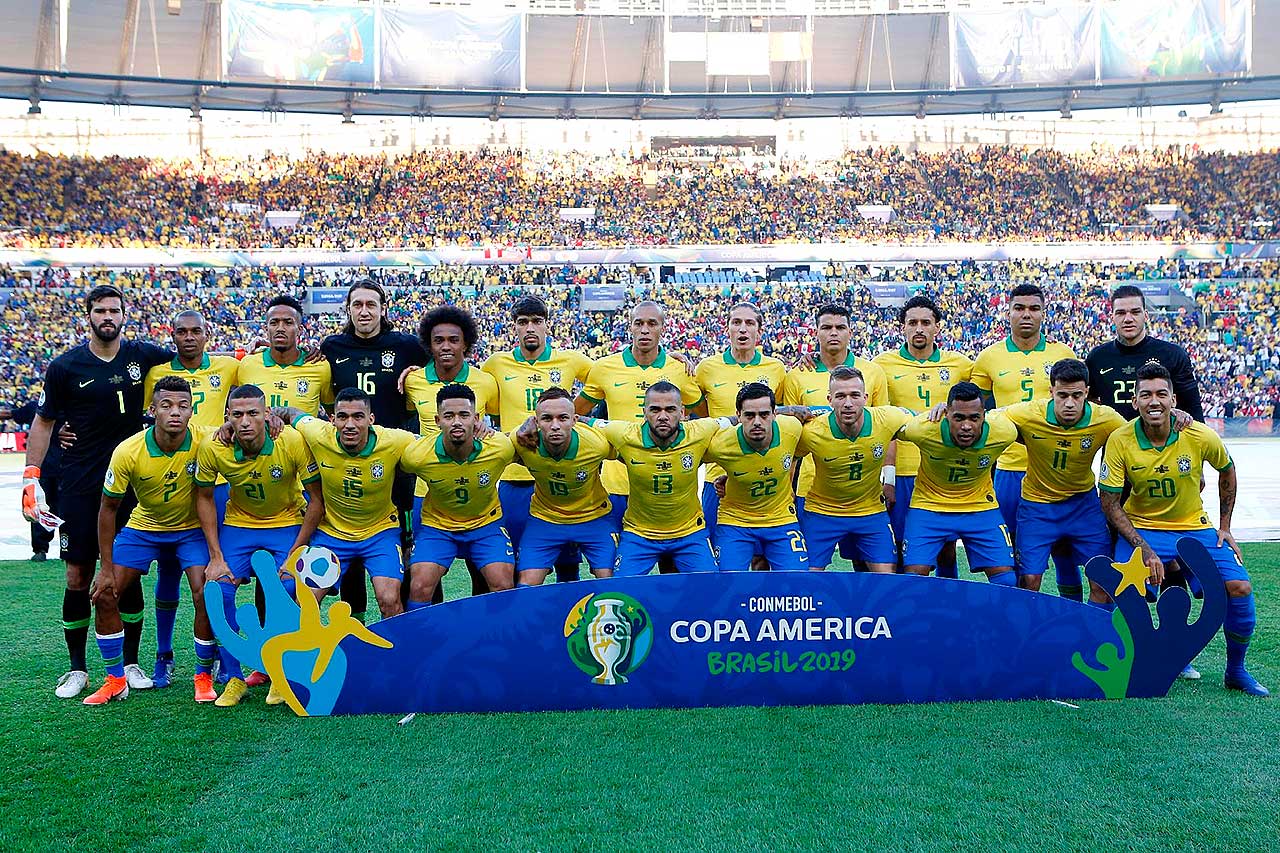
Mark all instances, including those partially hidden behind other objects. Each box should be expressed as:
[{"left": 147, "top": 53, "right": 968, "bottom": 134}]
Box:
[{"left": 118, "top": 0, "right": 140, "bottom": 76}]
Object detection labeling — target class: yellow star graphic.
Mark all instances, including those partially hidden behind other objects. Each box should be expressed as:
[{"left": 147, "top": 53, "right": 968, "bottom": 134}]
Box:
[{"left": 1111, "top": 547, "right": 1151, "bottom": 598}]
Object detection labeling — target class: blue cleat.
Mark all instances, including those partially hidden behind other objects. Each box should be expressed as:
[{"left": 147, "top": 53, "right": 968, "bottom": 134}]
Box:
[
  {"left": 1225, "top": 672, "right": 1271, "bottom": 697},
  {"left": 152, "top": 653, "right": 175, "bottom": 689}
]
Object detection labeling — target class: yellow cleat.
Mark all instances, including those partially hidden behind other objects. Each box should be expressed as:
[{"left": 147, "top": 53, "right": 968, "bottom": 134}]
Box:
[
  {"left": 265, "top": 680, "right": 286, "bottom": 706},
  {"left": 214, "top": 677, "right": 248, "bottom": 708}
]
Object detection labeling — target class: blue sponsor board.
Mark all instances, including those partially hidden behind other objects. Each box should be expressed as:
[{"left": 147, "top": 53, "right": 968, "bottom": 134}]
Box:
[{"left": 212, "top": 539, "right": 1225, "bottom": 717}]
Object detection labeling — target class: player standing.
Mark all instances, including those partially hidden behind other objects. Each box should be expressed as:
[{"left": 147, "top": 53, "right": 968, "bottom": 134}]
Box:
[
  {"left": 23, "top": 285, "right": 173, "bottom": 698},
  {"left": 83, "top": 377, "right": 214, "bottom": 705},
  {"left": 1100, "top": 364, "right": 1267, "bottom": 696},
  {"left": 235, "top": 295, "right": 334, "bottom": 416}
]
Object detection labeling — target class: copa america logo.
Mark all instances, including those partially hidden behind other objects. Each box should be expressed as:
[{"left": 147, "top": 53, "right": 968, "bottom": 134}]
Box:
[
  {"left": 782, "top": 454, "right": 793, "bottom": 471},
  {"left": 564, "top": 592, "right": 653, "bottom": 686}
]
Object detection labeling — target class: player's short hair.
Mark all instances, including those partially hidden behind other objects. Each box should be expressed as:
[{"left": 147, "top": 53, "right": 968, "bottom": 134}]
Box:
[
  {"left": 947, "top": 381, "right": 983, "bottom": 406},
  {"left": 511, "top": 295, "right": 549, "bottom": 321},
  {"left": 227, "top": 384, "right": 265, "bottom": 403},
  {"left": 84, "top": 285, "right": 124, "bottom": 313},
  {"left": 899, "top": 295, "right": 942, "bottom": 324},
  {"left": 536, "top": 387, "right": 573, "bottom": 406},
  {"left": 1009, "top": 283, "right": 1045, "bottom": 304},
  {"left": 266, "top": 294, "right": 305, "bottom": 321},
  {"left": 645, "top": 380, "right": 681, "bottom": 400},
  {"left": 816, "top": 303, "right": 850, "bottom": 323},
  {"left": 172, "top": 309, "right": 205, "bottom": 328},
  {"left": 1110, "top": 285, "right": 1146, "bottom": 309},
  {"left": 419, "top": 305, "right": 478, "bottom": 355},
  {"left": 152, "top": 375, "right": 192, "bottom": 398},
  {"left": 1050, "top": 358, "right": 1090, "bottom": 387},
  {"left": 630, "top": 300, "right": 665, "bottom": 322},
  {"left": 829, "top": 366, "right": 865, "bottom": 384},
  {"left": 343, "top": 278, "right": 392, "bottom": 336},
  {"left": 436, "top": 383, "right": 476, "bottom": 407},
  {"left": 728, "top": 302, "right": 763, "bottom": 324},
  {"left": 334, "top": 387, "right": 372, "bottom": 409},
  {"left": 1136, "top": 362, "right": 1172, "bottom": 390},
  {"left": 736, "top": 382, "right": 775, "bottom": 412}
]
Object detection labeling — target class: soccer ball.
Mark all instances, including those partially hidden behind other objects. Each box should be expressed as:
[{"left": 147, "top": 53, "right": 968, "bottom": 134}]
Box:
[{"left": 294, "top": 545, "right": 341, "bottom": 590}]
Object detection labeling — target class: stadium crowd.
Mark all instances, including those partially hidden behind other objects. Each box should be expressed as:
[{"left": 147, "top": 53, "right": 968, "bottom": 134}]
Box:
[
  {"left": 3, "top": 262, "right": 1278, "bottom": 419},
  {"left": 4, "top": 146, "right": 1280, "bottom": 248}
]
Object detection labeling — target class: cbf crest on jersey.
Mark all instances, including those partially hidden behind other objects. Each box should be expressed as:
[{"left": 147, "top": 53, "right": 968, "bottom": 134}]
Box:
[
  {"left": 575, "top": 469, "right": 589, "bottom": 482},
  {"left": 978, "top": 455, "right": 991, "bottom": 468},
  {"left": 939, "top": 368, "right": 951, "bottom": 382},
  {"left": 269, "top": 465, "right": 284, "bottom": 481},
  {"left": 381, "top": 351, "right": 395, "bottom": 369},
  {"left": 186, "top": 461, "right": 197, "bottom": 475},
  {"left": 1080, "top": 437, "right": 1093, "bottom": 451},
  {"left": 371, "top": 462, "right": 385, "bottom": 481},
  {"left": 478, "top": 471, "right": 492, "bottom": 487},
  {"left": 210, "top": 374, "right": 222, "bottom": 389},
  {"left": 1178, "top": 454, "right": 1193, "bottom": 475},
  {"left": 127, "top": 362, "right": 142, "bottom": 382},
  {"left": 296, "top": 379, "right": 310, "bottom": 395},
  {"left": 681, "top": 453, "right": 695, "bottom": 471},
  {"left": 549, "top": 368, "right": 563, "bottom": 385},
  {"left": 872, "top": 443, "right": 885, "bottom": 459}
]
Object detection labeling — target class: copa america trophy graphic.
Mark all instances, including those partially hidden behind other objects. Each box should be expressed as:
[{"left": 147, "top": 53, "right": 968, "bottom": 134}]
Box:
[{"left": 586, "top": 598, "right": 632, "bottom": 685}]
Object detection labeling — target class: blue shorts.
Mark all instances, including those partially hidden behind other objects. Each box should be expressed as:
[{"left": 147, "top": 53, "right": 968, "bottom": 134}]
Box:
[
  {"left": 615, "top": 530, "right": 718, "bottom": 576},
  {"left": 701, "top": 482, "right": 721, "bottom": 547},
  {"left": 608, "top": 494, "right": 626, "bottom": 533},
  {"left": 214, "top": 482, "right": 230, "bottom": 528},
  {"left": 903, "top": 508, "right": 1013, "bottom": 572},
  {"left": 802, "top": 509, "right": 897, "bottom": 568},
  {"left": 221, "top": 524, "right": 301, "bottom": 581},
  {"left": 312, "top": 528, "right": 403, "bottom": 582},
  {"left": 889, "top": 476, "right": 915, "bottom": 550},
  {"left": 797, "top": 497, "right": 860, "bottom": 562},
  {"left": 1016, "top": 492, "right": 1110, "bottom": 578},
  {"left": 499, "top": 482, "right": 533, "bottom": 548},
  {"left": 518, "top": 516, "right": 616, "bottom": 573},
  {"left": 113, "top": 527, "right": 209, "bottom": 574},
  {"left": 993, "top": 469, "right": 1024, "bottom": 539},
  {"left": 716, "top": 524, "right": 808, "bottom": 572},
  {"left": 411, "top": 518, "right": 514, "bottom": 569},
  {"left": 1118, "top": 528, "right": 1249, "bottom": 584}
]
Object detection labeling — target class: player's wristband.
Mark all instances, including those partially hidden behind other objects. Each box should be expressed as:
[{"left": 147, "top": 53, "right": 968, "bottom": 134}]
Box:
[{"left": 880, "top": 465, "right": 896, "bottom": 487}]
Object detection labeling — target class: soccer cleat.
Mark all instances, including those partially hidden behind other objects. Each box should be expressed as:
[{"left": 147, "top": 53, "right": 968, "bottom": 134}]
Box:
[
  {"left": 214, "top": 678, "right": 248, "bottom": 708},
  {"left": 1225, "top": 672, "right": 1271, "bottom": 697},
  {"left": 1178, "top": 664, "right": 1202, "bottom": 681},
  {"left": 83, "top": 675, "right": 129, "bottom": 705},
  {"left": 245, "top": 670, "right": 270, "bottom": 688},
  {"left": 123, "top": 663, "right": 155, "bottom": 690},
  {"left": 55, "top": 670, "right": 89, "bottom": 699},
  {"left": 193, "top": 673, "right": 217, "bottom": 703},
  {"left": 152, "top": 654, "right": 175, "bottom": 689},
  {"left": 265, "top": 681, "right": 286, "bottom": 706},
  {"left": 31, "top": 552, "right": 47, "bottom": 562},
  {"left": 213, "top": 660, "right": 230, "bottom": 686}
]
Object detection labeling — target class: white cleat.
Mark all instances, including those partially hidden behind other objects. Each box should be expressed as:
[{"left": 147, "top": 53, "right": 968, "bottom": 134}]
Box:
[
  {"left": 123, "top": 663, "right": 155, "bottom": 690},
  {"left": 55, "top": 670, "right": 89, "bottom": 698},
  {"left": 1179, "top": 664, "right": 1202, "bottom": 681}
]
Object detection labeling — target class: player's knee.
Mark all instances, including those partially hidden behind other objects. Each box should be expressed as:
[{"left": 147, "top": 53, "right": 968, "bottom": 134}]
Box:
[
  {"left": 66, "top": 562, "right": 92, "bottom": 590},
  {"left": 487, "top": 570, "right": 515, "bottom": 592},
  {"left": 1226, "top": 579, "right": 1252, "bottom": 597}
]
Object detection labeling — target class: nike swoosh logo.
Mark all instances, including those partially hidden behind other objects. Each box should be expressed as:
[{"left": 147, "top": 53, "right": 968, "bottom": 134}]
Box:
[
  {"left": 79, "top": 380, "right": 94, "bottom": 388},
  {"left": 731, "top": 471, "right": 747, "bottom": 477},
  {"left": 335, "top": 358, "right": 349, "bottom": 364},
  {"left": 319, "top": 462, "right": 334, "bottom": 469},
  {"left": 998, "top": 371, "right": 1011, "bottom": 377},
  {"left": 1031, "top": 435, "right": 1047, "bottom": 440},
  {"left": 893, "top": 374, "right": 908, "bottom": 380},
  {"left": 1100, "top": 368, "right": 1114, "bottom": 375},
  {"left": 139, "top": 476, "right": 153, "bottom": 481},
  {"left": 629, "top": 460, "right": 645, "bottom": 465},
  {"left": 614, "top": 382, "right": 630, "bottom": 387},
  {"left": 713, "top": 382, "right": 730, "bottom": 388},
  {"left": 1130, "top": 466, "right": 1146, "bottom": 471},
  {"left": 428, "top": 479, "right": 445, "bottom": 484},
  {"left": 822, "top": 456, "right": 839, "bottom": 462},
  {"left": 504, "top": 376, "right": 518, "bottom": 381}
]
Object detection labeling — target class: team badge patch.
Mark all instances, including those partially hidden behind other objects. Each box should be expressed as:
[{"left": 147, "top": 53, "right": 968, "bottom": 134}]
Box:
[
  {"left": 1177, "top": 455, "right": 1192, "bottom": 474},
  {"left": 872, "top": 443, "right": 885, "bottom": 459},
  {"left": 270, "top": 465, "right": 284, "bottom": 481},
  {"left": 681, "top": 453, "right": 695, "bottom": 471},
  {"left": 382, "top": 351, "right": 395, "bottom": 369},
  {"left": 782, "top": 454, "right": 793, "bottom": 471},
  {"left": 939, "top": 368, "right": 951, "bottom": 382},
  {"left": 209, "top": 374, "right": 222, "bottom": 389},
  {"left": 186, "top": 462, "right": 197, "bottom": 475},
  {"left": 371, "top": 463, "right": 385, "bottom": 481},
  {"left": 296, "top": 379, "right": 310, "bottom": 395},
  {"left": 1080, "top": 437, "right": 1093, "bottom": 450},
  {"left": 478, "top": 472, "right": 491, "bottom": 487},
  {"left": 977, "top": 455, "right": 991, "bottom": 468},
  {"left": 60, "top": 532, "right": 69, "bottom": 550},
  {"left": 550, "top": 369, "right": 563, "bottom": 385},
  {"left": 575, "top": 470, "right": 588, "bottom": 482},
  {"left": 104, "top": 469, "right": 115, "bottom": 488},
  {"left": 1100, "top": 461, "right": 1111, "bottom": 480},
  {"left": 127, "top": 362, "right": 142, "bottom": 382}
]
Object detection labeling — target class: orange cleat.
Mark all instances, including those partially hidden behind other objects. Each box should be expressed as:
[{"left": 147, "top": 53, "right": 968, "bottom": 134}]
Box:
[
  {"left": 83, "top": 674, "right": 129, "bottom": 706},
  {"left": 194, "top": 672, "right": 217, "bottom": 703},
  {"left": 245, "top": 670, "right": 270, "bottom": 688}
]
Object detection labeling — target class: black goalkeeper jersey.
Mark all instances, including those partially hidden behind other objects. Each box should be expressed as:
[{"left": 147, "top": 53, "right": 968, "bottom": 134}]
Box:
[
  {"left": 320, "top": 329, "right": 427, "bottom": 430},
  {"left": 1084, "top": 336, "right": 1204, "bottom": 422},
  {"left": 37, "top": 339, "right": 173, "bottom": 493}
]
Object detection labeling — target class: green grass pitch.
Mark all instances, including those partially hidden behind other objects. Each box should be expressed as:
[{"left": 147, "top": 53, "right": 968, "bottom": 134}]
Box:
[{"left": 1, "top": 548, "right": 1276, "bottom": 851}]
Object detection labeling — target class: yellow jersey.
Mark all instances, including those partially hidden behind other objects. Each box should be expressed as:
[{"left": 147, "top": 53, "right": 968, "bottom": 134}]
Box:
[
  {"left": 897, "top": 412, "right": 1017, "bottom": 513},
  {"left": 873, "top": 347, "right": 974, "bottom": 477},
  {"left": 292, "top": 415, "right": 417, "bottom": 541},
  {"left": 781, "top": 353, "right": 889, "bottom": 497},
  {"left": 580, "top": 348, "right": 705, "bottom": 495},
  {"left": 596, "top": 418, "right": 719, "bottom": 539},
  {"left": 195, "top": 426, "right": 319, "bottom": 528},
  {"left": 795, "top": 406, "right": 910, "bottom": 518},
  {"left": 512, "top": 423, "right": 615, "bottom": 525},
  {"left": 971, "top": 337, "right": 1076, "bottom": 472},
  {"left": 144, "top": 354, "right": 240, "bottom": 429},
  {"left": 1099, "top": 420, "right": 1231, "bottom": 531},
  {"left": 235, "top": 351, "right": 334, "bottom": 416},
  {"left": 482, "top": 345, "right": 593, "bottom": 483},
  {"left": 705, "top": 418, "right": 802, "bottom": 528},
  {"left": 402, "top": 433, "right": 514, "bottom": 533},
  {"left": 696, "top": 349, "right": 788, "bottom": 484},
  {"left": 404, "top": 362, "right": 499, "bottom": 438},
  {"left": 103, "top": 426, "right": 212, "bottom": 533},
  {"left": 1003, "top": 400, "right": 1126, "bottom": 504}
]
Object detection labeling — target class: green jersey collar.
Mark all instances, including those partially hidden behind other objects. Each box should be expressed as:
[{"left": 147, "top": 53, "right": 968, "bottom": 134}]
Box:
[
  {"left": 170, "top": 353, "right": 211, "bottom": 372},
  {"left": 941, "top": 418, "right": 989, "bottom": 449},
  {"left": 538, "top": 428, "right": 581, "bottom": 460},
  {"left": 513, "top": 345, "right": 552, "bottom": 365},
  {"left": 815, "top": 351, "right": 857, "bottom": 373},
  {"left": 722, "top": 348, "right": 763, "bottom": 368},
  {"left": 1004, "top": 335, "right": 1047, "bottom": 353},
  {"left": 1134, "top": 418, "right": 1179, "bottom": 451},
  {"left": 338, "top": 427, "right": 379, "bottom": 458},
  {"left": 1046, "top": 400, "right": 1093, "bottom": 430},
  {"left": 145, "top": 426, "right": 193, "bottom": 457},
  {"left": 622, "top": 346, "right": 667, "bottom": 369},
  {"left": 642, "top": 421, "right": 685, "bottom": 449},
  {"left": 435, "top": 433, "right": 483, "bottom": 463},
  {"left": 233, "top": 433, "right": 275, "bottom": 462},
  {"left": 263, "top": 349, "right": 306, "bottom": 368},
  {"left": 829, "top": 410, "right": 873, "bottom": 440},
  {"left": 898, "top": 345, "right": 941, "bottom": 364},
  {"left": 736, "top": 421, "right": 780, "bottom": 455},
  {"left": 425, "top": 361, "right": 471, "bottom": 384}
]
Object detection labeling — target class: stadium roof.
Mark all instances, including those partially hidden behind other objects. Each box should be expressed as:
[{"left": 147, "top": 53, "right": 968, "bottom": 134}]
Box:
[{"left": 4, "top": 0, "right": 1280, "bottom": 121}]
